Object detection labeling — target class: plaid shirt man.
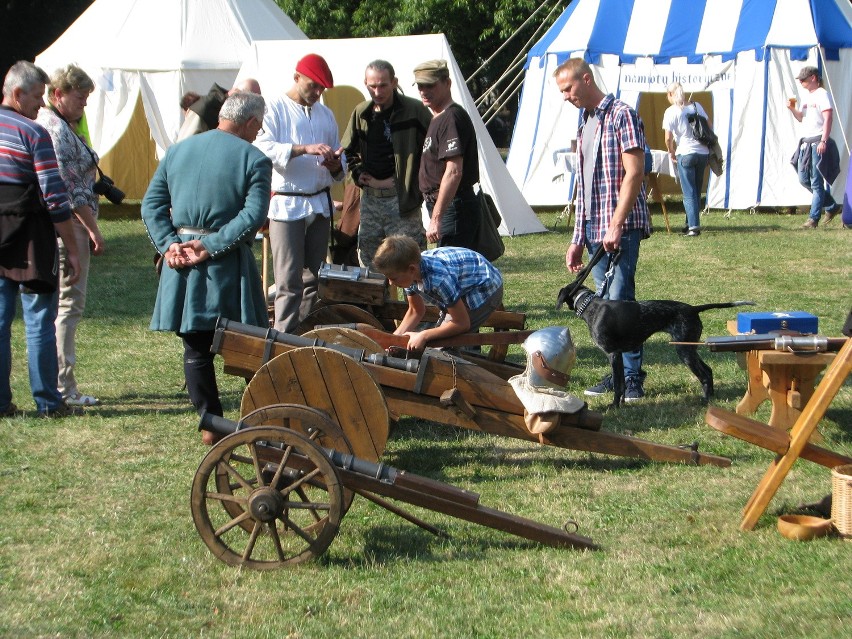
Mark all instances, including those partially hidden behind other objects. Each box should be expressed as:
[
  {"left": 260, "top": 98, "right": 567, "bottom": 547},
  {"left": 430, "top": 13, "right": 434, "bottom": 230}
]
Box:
[
  {"left": 572, "top": 93, "right": 651, "bottom": 246},
  {"left": 404, "top": 247, "right": 502, "bottom": 312}
]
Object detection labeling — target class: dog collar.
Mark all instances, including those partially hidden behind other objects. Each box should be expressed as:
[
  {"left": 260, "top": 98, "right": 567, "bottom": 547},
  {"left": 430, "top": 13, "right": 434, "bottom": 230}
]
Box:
[{"left": 574, "top": 290, "right": 595, "bottom": 318}]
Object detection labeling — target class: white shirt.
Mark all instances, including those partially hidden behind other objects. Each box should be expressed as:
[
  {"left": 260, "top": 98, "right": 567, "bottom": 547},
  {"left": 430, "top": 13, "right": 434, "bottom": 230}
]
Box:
[
  {"left": 662, "top": 103, "right": 710, "bottom": 156},
  {"left": 799, "top": 86, "right": 832, "bottom": 139},
  {"left": 254, "top": 95, "right": 344, "bottom": 222}
]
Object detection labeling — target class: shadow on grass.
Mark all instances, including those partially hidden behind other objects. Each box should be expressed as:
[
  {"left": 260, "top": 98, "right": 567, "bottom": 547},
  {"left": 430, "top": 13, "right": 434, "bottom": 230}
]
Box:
[{"left": 326, "top": 522, "right": 571, "bottom": 567}]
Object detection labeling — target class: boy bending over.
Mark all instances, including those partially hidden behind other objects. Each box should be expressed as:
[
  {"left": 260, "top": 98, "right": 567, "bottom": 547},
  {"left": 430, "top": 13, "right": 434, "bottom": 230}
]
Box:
[{"left": 373, "top": 235, "right": 504, "bottom": 351}]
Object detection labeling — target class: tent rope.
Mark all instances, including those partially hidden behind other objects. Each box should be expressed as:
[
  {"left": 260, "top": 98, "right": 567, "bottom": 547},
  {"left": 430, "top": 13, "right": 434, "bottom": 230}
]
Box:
[{"left": 466, "top": 0, "right": 560, "bottom": 85}]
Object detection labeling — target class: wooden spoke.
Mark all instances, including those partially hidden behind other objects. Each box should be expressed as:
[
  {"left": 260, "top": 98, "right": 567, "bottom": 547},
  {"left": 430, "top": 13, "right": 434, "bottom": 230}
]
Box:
[
  {"left": 191, "top": 426, "right": 344, "bottom": 569},
  {"left": 215, "top": 404, "right": 357, "bottom": 533}
]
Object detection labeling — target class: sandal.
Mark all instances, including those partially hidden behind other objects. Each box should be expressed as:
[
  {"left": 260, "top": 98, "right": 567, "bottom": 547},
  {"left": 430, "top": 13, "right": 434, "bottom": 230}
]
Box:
[{"left": 65, "top": 393, "right": 100, "bottom": 407}]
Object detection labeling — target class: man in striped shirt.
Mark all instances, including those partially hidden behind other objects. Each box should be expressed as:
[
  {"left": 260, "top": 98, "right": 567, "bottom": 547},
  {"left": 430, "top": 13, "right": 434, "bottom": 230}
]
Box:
[
  {"left": 0, "top": 61, "right": 82, "bottom": 418},
  {"left": 554, "top": 58, "right": 651, "bottom": 402}
]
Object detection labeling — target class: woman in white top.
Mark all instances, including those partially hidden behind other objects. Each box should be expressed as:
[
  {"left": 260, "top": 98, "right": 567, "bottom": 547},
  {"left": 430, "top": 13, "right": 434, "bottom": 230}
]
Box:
[{"left": 662, "top": 82, "right": 710, "bottom": 237}]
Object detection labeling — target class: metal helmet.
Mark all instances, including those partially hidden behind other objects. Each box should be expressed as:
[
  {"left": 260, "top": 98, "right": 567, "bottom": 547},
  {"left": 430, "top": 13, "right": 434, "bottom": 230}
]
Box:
[{"left": 521, "top": 326, "right": 576, "bottom": 391}]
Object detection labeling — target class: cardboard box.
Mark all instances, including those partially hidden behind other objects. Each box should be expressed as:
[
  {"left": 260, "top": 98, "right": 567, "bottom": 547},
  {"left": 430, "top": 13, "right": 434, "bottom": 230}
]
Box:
[{"left": 736, "top": 311, "right": 818, "bottom": 334}]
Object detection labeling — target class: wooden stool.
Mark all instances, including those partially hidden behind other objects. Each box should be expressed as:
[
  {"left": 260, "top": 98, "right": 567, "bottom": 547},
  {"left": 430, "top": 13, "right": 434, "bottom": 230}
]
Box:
[
  {"left": 727, "top": 321, "right": 835, "bottom": 431},
  {"left": 706, "top": 337, "right": 852, "bottom": 530}
]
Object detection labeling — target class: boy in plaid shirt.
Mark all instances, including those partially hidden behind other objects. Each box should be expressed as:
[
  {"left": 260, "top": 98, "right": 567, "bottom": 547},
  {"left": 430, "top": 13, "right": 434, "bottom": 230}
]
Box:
[{"left": 373, "top": 235, "right": 503, "bottom": 352}]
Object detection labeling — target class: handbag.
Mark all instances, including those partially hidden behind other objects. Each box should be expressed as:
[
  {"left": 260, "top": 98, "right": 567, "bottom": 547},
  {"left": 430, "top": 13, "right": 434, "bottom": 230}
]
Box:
[
  {"left": 686, "top": 103, "right": 718, "bottom": 147},
  {"left": 474, "top": 189, "right": 505, "bottom": 262}
]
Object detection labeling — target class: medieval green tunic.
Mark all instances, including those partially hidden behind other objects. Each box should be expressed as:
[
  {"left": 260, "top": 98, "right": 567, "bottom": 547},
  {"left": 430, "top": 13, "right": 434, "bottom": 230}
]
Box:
[{"left": 142, "top": 129, "right": 272, "bottom": 333}]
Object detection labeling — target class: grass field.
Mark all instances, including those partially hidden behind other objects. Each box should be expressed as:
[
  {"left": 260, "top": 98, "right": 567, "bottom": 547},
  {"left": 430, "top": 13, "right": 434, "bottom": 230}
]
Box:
[{"left": 1, "top": 204, "right": 850, "bottom": 638}]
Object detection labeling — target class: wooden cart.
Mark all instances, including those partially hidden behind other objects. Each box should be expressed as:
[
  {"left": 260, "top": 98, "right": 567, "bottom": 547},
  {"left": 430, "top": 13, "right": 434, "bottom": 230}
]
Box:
[
  {"left": 191, "top": 409, "right": 599, "bottom": 569},
  {"left": 211, "top": 318, "right": 731, "bottom": 467}
]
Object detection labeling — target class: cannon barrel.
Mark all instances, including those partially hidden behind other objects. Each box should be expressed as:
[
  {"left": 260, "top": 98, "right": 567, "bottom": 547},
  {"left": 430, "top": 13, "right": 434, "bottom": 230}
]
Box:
[
  {"left": 214, "top": 317, "right": 419, "bottom": 373},
  {"left": 704, "top": 334, "right": 847, "bottom": 353},
  {"left": 198, "top": 411, "right": 482, "bottom": 507}
]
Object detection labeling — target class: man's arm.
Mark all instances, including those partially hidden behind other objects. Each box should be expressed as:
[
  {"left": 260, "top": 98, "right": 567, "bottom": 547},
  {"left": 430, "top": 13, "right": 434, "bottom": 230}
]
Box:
[
  {"left": 601, "top": 148, "right": 644, "bottom": 252},
  {"left": 53, "top": 218, "right": 80, "bottom": 285},
  {"left": 395, "top": 293, "right": 426, "bottom": 336},
  {"left": 427, "top": 155, "right": 463, "bottom": 243},
  {"left": 818, "top": 108, "right": 833, "bottom": 155},
  {"left": 404, "top": 298, "right": 471, "bottom": 352}
]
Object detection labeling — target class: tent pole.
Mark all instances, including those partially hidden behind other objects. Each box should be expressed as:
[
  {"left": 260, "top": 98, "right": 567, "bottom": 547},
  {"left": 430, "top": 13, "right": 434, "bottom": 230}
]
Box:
[{"left": 817, "top": 46, "right": 851, "bottom": 155}]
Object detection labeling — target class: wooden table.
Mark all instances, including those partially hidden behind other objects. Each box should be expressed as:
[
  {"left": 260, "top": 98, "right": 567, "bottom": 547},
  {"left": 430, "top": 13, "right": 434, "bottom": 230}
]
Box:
[{"left": 727, "top": 321, "right": 836, "bottom": 431}]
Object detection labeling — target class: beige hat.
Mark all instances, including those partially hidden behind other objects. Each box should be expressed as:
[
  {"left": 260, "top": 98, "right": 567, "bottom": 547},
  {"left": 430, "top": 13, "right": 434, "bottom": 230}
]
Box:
[{"left": 413, "top": 59, "right": 450, "bottom": 85}]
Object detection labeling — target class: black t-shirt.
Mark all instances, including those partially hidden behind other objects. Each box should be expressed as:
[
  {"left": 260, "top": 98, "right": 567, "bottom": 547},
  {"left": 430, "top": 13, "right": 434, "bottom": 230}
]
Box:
[
  {"left": 419, "top": 103, "right": 479, "bottom": 199},
  {"left": 362, "top": 107, "right": 395, "bottom": 180}
]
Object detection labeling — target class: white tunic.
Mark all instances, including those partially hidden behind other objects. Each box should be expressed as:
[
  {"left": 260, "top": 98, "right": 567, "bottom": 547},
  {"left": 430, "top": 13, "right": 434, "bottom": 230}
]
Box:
[{"left": 254, "top": 95, "right": 344, "bottom": 222}]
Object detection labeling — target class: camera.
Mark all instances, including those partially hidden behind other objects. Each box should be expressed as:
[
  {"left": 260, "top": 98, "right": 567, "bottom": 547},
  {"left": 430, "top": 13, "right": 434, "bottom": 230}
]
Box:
[{"left": 93, "top": 174, "right": 125, "bottom": 205}]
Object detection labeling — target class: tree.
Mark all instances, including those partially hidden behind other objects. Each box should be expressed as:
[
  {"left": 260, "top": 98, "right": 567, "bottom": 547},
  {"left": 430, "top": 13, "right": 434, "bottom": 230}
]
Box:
[{"left": 0, "top": 0, "right": 95, "bottom": 79}]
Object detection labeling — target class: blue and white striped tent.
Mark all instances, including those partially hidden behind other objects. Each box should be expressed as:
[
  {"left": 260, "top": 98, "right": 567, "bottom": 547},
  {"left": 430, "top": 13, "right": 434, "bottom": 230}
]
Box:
[{"left": 507, "top": 0, "right": 852, "bottom": 210}]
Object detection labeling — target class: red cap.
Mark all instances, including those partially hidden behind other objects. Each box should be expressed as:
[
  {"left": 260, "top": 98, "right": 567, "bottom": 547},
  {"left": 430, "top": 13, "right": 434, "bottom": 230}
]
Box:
[{"left": 295, "top": 54, "right": 334, "bottom": 89}]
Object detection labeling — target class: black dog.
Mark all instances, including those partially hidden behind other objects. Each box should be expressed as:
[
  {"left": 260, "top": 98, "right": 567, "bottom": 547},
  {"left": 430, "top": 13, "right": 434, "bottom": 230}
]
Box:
[{"left": 556, "top": 281, "right": 754, "bottom": 406}]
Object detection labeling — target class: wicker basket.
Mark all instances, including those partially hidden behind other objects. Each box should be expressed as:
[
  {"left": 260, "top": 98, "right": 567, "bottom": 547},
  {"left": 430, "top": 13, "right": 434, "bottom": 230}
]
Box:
[{"left": 831, "top": 464, "right": 852, "bottom": 540}]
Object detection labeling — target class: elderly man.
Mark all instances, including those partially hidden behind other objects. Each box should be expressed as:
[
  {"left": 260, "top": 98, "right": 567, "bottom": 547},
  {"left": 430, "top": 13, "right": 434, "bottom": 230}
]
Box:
[
  {"left": 142, "top": 92, "right": 271, "bottom": 444},
  {"left": 255, "top": 54, "right": 345, "bottom": 333},
  {"left": 341, "top": 59, "right": 432, "bottom": 268},
  {"left": 554, "top": 58, "right": 652, "bottom": 402},
  {"left": 415, "top": 59, "right": 480, "bottom": 250},
  {"left": 0, "top": 61, "right": 82, "bottom": 418},
  {"left": 176, "top": 77, "right": 263, "bottom": 141}
]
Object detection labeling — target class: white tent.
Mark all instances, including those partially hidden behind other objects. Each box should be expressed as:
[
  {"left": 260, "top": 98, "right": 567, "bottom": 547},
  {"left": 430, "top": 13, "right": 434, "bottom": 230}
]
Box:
[
  {"left": 237, "top": 34, "right": 547, "bottom": 236},
  {"left": 507, "top": 0, "right": 852, "bottom": 210},
  {"left": 35, "top": 0, "right": 306, "bottom": 198}
]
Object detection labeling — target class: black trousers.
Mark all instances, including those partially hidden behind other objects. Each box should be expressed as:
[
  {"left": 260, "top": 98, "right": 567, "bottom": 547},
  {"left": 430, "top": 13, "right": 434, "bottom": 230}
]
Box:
[{"left": 179, "top": 330, "right": 222, "bottom": 417}]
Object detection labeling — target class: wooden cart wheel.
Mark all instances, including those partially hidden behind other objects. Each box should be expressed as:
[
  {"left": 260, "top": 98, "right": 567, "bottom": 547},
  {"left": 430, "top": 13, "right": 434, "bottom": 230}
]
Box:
[
  {"left": 191, "top": 426, "right": 344, "bottom": 569},
  {"left": 242, "top": 347, "right": 390, "bottom": 461},
  {"left": 301, "top": 326, "right": 385, "bottom": 355},
  {"left": 295, "top": 303, "right": 384, "bottom": 335},
  {"left": 215, "top": 403, "right": 356, "bottom": 533}
]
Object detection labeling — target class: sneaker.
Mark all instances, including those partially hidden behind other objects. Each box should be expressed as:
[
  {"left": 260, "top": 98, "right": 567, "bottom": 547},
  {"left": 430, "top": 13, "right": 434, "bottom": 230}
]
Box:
[
  {"left": 683, "top": 228, "right": 701, "bottom": 237},
  {"left": 802, "top": 218, "right": 818, "bottom": 229},
  {"left": 38, "top": 402, "right": 84, "bottom": 418},
  {"left": 1, "top": 402, "right": 19, "bottom": 417},
  {"left": 65, "top": 393, "right": 99, "bottom": 407},
  {"left": 584, "top": 374, "right": 613, "bottom": 396},
  {"left": 624, "top": 377, "right": 645, "bottom": 403},
  {"left": 823, "top": 204, "right": 840, "bottom": 224}
]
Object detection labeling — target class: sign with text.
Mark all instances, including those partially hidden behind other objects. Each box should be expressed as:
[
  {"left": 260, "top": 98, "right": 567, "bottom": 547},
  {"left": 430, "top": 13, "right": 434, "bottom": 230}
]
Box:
[{"left": 620, "top": 61, "right": 735, "bottom": 92}]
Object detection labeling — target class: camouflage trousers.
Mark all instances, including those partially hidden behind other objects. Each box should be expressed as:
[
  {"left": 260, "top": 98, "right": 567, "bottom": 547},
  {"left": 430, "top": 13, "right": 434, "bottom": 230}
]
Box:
[{"left": 358, "top": 190, "right": 426, "bottom": 269}]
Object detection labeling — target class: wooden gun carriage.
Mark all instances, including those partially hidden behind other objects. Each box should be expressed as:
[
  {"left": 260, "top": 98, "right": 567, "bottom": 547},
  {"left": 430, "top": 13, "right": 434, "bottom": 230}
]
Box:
[
  {"left": 194, "top": 317, "right": 731, "bottom": 568},
  {"left": 211, "top": 318, "right": 730, "bottom": 467},
  {"left": 191, "top": 410, "right": 599, "bottom": 569}
]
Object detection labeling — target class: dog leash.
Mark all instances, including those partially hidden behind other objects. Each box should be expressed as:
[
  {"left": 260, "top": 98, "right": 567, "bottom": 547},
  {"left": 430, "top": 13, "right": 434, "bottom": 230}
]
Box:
[{"left": 597, "top": 249, "right": 622, "bottom": 298}]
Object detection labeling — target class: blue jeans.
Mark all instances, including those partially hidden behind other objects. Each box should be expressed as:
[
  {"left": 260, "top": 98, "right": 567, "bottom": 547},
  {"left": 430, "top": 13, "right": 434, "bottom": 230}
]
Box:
[
  {"left": 797, "top": 143, "right": 837, "bottom": 222},
  {"left": 677, "top": 153, "right": 708, "bottom": 230},
  {"left": 585, "top": 225, "right": 644, "bottom": 380},
  {"left": 0, "top": 277, "right": 63, "bottom": 412}
]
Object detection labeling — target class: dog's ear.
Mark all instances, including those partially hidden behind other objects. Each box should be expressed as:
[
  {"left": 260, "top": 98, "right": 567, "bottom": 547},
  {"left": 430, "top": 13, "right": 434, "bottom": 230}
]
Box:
[{"left": 556, "top": 284, "right": 574, "bottom": 310}]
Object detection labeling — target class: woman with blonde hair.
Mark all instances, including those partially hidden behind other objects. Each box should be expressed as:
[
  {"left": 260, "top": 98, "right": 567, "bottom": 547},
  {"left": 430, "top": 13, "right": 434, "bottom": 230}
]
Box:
[
  {"left": 662, "top": 81, "right": 710, "bottom": 236},
  {"left": 37, "top": 64, "right": 105, "bottom": 406}
]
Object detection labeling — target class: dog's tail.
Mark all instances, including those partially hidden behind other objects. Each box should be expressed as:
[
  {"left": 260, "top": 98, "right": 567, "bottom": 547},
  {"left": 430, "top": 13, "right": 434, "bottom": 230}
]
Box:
[{"left": 692, "top": 300, "right": 756, "bottom": 313}]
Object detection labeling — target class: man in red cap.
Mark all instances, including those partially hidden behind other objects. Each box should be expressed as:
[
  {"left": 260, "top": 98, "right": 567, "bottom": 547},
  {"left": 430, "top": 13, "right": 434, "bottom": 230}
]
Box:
[{"left": 255, "top": 54, "right": 345, "bottom": 333}]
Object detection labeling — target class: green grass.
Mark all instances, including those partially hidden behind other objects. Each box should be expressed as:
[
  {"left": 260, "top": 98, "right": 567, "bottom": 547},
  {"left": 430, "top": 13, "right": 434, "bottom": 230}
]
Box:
[{"left": 1, "top": 205, "right": 850, "bottom": 638}]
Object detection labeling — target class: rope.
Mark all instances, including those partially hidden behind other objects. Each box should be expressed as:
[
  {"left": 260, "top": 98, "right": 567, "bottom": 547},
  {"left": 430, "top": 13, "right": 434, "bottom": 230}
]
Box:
[{"left": 466, "top": 0, "right": 558, "bottom": 85}]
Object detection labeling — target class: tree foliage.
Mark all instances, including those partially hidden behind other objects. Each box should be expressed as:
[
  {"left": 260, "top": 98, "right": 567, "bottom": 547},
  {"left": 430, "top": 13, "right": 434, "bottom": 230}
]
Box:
[{"left": 274, "top": 0, "right": 565, "bottom": 80}]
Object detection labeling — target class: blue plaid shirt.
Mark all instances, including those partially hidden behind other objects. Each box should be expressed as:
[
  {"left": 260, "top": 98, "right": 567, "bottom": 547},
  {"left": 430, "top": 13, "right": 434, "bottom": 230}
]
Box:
[
  {"left": 572, "top": 94, "right": 651, "bottom": 245},
  {"left": 404, "top": 247, "right": 502, "bottom": 312}
]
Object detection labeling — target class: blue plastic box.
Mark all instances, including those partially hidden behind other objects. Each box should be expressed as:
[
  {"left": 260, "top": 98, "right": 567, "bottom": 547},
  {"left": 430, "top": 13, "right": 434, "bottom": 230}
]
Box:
[{"left": 736, "top": 311, "right": 818, "bottom": 334}]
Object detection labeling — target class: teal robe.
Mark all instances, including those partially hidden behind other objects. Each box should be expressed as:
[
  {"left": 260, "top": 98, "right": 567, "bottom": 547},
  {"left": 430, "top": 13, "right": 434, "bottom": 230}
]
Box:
[{"left": 142, "top": 130, "right": 272, "bottom": 333}]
